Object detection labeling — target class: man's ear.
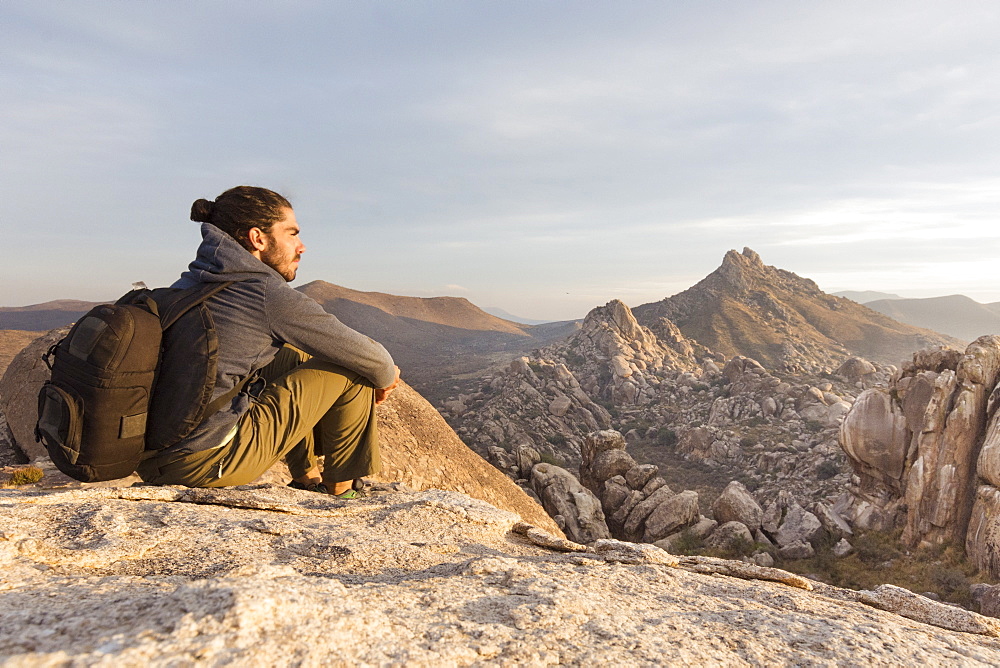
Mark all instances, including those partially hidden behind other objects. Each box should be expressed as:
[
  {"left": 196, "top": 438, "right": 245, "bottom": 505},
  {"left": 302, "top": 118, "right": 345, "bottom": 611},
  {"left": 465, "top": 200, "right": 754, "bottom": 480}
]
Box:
[{"left": 247, "top": 227, "right": 268, "bottom": 252}]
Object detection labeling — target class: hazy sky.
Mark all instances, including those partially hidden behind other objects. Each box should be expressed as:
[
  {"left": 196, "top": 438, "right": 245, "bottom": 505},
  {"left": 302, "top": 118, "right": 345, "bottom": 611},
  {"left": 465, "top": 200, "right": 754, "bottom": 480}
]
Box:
[{"left": 4, "top": 2, "right": 1000, "bottom": 321}]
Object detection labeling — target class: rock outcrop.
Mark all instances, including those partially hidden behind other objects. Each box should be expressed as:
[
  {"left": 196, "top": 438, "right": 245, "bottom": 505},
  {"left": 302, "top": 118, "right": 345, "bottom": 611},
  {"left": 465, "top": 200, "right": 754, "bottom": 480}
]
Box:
[
  {"left": 712, "top": 480, "right": 764, "bottom": 530},
  {"left": 530, "top": 463, "right": 610, "bottom": 543},
  {"left": 456, "top": 299, "right": 695, "bottom": 467},
  {"left": 3, "top": 484, "right": 1000, "bottom": 664},
  {"left": 838, "top": 336, "right": 1000, "bottom": 577},
  {"left": 0, "top": 326, "right": 68, "bottom": 464}
]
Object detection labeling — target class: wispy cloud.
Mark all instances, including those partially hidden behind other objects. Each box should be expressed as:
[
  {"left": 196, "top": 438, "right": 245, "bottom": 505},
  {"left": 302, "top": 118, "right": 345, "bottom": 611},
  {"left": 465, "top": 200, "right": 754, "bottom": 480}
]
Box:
[{"left": 4, "top": 2, "right": 1000, "bottom": 320}]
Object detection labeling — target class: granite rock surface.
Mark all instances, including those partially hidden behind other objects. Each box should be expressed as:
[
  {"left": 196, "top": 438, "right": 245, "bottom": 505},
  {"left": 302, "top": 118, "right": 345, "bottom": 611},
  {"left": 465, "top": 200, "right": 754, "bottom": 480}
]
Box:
[{"left": 3, "top": 484, "right": 1000, "bottom": 666}]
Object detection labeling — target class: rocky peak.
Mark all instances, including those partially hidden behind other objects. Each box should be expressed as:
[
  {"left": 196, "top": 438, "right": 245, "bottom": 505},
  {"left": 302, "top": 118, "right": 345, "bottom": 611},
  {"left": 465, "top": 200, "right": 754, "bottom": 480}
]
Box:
[
  {"left": 579, "top": 300, "right": 673, "bottom": 366},
  {"left": 583, "top": 299, "right": 648, "bottom": 347},
  {"left": 716, "top": 247, "right": 767, "bottom": 293},
  {"left": 632, "top": 248, "right": 961, "bottom": 373}
]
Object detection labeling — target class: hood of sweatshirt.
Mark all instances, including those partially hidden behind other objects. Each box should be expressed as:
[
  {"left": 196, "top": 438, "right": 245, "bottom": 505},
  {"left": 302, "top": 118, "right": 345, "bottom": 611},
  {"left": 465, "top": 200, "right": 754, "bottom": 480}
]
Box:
[{"left": 174, "top": 223, "right": 286, "bottom": 288}]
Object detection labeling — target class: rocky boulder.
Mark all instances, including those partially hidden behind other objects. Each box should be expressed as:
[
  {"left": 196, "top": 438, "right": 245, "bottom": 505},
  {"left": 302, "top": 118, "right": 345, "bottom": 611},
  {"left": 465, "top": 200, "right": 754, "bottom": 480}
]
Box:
[
  {"left": 0, "top": 326, "right": 69, "bottom": 463},
  {"left": 775, "top": 503, "right": 825, "bottom": 549},
  {"left": 711, "top": 480, "right": 764, "bottom": 531},
  {"left": 580, "top": 429, "right": 633, "bottom": 495},
  {"left": 836, "top": 357, "right": 877, "bottom": 381},
  {"left": 643, "top": 490, "right": 700, "bottom": 543},
  {"left": 704, "top": 520, "right": 755, "bottom": 554},
  {"left": 530, "top": 463, "right": 610, "bottom": 543}
]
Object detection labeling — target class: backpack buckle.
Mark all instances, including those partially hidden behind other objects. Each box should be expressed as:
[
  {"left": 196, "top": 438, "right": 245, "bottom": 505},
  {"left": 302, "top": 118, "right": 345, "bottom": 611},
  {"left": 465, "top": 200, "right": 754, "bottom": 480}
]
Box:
[{"left": 42, "top": 343, "right": 59, "bottom": 370}]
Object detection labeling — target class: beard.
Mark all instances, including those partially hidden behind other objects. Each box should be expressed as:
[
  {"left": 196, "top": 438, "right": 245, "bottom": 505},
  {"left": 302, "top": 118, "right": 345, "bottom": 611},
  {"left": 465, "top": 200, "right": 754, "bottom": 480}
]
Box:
[{"left": 261, "top": 247, "right": 300, "bottom": 282}]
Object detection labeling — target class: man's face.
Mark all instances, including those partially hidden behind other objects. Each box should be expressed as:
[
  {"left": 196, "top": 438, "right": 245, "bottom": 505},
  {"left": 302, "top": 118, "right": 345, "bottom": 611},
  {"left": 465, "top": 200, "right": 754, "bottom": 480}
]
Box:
[{"left": 258, "top": 208, "right": 305, "bottom": 282}]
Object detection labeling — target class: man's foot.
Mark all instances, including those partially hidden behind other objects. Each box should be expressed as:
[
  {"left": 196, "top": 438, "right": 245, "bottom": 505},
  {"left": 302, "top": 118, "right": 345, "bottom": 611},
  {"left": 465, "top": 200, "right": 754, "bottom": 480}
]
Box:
[
  {"left": 288, "top": 480, "right": 365, "bottom": 499},
  {"left": 288, "top": 480, "right": 322, "bottom": 491},
  {"left": 288, "top": 480, "right": 327, "bottom": 493}
]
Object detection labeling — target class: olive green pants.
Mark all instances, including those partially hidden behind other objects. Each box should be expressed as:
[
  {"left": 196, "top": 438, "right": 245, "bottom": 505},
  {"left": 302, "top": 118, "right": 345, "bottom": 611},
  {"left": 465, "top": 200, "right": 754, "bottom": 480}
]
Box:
[{"left": 138, "top": 346, "right": 381, "bottom": 487}]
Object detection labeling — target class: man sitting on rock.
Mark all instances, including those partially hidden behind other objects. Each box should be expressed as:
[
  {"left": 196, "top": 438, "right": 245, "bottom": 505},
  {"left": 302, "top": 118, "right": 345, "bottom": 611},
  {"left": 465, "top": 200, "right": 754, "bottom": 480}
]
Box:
[{"left": 137, "top": 186, "right": 400, "bottom": 498}]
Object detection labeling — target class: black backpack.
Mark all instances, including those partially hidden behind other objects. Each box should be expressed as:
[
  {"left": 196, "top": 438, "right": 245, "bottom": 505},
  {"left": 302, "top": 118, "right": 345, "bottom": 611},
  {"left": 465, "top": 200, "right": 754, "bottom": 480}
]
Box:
[{"left": 35, "top": 281, "right": 248, "bottom": 482}]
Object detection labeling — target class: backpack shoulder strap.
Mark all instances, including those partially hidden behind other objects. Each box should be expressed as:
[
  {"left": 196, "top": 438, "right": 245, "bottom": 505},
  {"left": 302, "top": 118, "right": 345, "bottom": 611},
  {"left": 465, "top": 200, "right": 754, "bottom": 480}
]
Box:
[{"left": 157, "top": 281, "right": 235, "bottom": 330}]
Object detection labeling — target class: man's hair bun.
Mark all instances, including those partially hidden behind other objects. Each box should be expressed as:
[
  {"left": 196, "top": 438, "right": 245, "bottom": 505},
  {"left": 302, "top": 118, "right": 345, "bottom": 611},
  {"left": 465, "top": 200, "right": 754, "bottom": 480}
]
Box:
[{"left": 190, "top": 198, "right": 215, "bottom": 223}]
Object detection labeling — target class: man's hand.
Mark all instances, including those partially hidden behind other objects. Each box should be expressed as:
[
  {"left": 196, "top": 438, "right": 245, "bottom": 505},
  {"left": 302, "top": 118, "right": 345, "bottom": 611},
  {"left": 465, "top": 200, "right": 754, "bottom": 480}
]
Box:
[{"left": 375, "top": 366, "right": 401, "bottom": 405}]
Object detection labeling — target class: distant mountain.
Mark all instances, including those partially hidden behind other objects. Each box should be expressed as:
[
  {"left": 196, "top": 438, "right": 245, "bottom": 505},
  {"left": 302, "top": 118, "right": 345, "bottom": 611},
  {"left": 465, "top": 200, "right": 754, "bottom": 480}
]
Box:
[
  {"left": 0, "top": 299, "right": 102, "bottom": 331},
  {"left": 296, "top": 281, "right": 579, "bottom": 400},
  {"left": 297, "top": 281, "right": 528, "bottom": 335},
  {"left": 864, "top": 295, "right": 1000, "bottom": 342},
  {"left": 834, "top": 290, "right": 902, "bottom": 303},
  {"left": 482, "top": 307, "right": 552, "bottom": 325},
  {"left": 632, "top": 247, "right": 963, "bottom": 372}
]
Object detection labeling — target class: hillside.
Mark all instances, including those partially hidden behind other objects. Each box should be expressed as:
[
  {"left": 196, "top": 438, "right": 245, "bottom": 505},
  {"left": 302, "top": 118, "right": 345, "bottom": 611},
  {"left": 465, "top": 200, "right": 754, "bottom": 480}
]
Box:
[
  {"left": 0, "top": 299, "right": 100, "bottom": 331},
  {"left": 865, "top": 294, "right": 1000, "bottom": 342},
  {"left": 297, "top": 281, "right": 579, "bottom": 401},
  {"left": 297, "top": 281, "right": 528, "bottom": 335},
  {"left": 632, "top": 248, "right": 962, "bottom": 372}
]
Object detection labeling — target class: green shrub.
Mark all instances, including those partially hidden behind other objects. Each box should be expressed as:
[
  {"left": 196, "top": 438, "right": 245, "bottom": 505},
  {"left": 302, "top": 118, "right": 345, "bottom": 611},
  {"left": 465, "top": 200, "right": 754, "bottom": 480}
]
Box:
[
  {"left": 3, "top": 466, "right": 43, "bottom": 487},
  {"left": 704, "top": 535, "right": 755, "bottom": 560},
  {"left": 656, "top": 429, "right": 678, "bottom": 448},
  {"left": 538, "top": 452, "right": 567, "bottom": 468},
  {"left": 930, "top": 565, "right": 969, "bottom": 595},
  {"left": 816, "top": 460, "right": 840, "bottom": 480},
  {"left": 669, "top": 529, "right": 704, "bottom": 556},
  {"left": 804, "top": 420, "right": 825, "bottom": 433},
  {"left": 852, "top": 530, "right": 904, "bottom": 566},
  {"left": 546, "top": 433, "right": 567, "bottom": 446}
]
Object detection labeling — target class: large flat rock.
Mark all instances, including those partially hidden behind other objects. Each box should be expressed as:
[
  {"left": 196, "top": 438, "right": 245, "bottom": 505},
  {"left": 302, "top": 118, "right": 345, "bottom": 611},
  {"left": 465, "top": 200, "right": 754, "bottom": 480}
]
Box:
[{"left": 2, "top": 485, "right": 1000, "bottom": 665}]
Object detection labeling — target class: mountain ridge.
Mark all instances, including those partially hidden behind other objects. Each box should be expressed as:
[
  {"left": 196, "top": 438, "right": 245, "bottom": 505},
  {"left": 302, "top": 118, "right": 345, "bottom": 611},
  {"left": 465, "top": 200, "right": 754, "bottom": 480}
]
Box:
[
  {"left": 864, "top": 294, "right": 1000, "bottom": 342},
  {"left": 632, "top": 247, "right": 963, "bottom": 372}
]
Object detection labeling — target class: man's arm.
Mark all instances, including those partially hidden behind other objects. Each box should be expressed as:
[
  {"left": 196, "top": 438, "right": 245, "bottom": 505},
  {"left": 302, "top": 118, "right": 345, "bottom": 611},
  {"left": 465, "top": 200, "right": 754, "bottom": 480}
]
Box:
[{"left": 268, "top": 283, "right": 398, "bottom": 388}]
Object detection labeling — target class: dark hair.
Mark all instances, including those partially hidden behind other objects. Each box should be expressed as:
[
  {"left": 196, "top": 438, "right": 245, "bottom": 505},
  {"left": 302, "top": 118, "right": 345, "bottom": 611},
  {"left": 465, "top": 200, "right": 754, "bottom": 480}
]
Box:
[{"left": 191, "top": 186, "right": 292, "bottom": 252}]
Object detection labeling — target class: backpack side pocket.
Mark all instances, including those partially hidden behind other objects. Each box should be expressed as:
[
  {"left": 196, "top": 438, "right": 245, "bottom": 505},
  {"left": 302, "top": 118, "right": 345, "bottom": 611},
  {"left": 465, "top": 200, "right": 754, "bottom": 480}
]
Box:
[{"left": 36, "top": 383, "right": 84, "bottom": 468}]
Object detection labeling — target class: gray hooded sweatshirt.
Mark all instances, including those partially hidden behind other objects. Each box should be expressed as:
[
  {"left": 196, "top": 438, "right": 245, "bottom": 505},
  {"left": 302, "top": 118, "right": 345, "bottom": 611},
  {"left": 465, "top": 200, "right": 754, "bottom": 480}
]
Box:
[{"left": 164, "top": 223, "right": 396, "bottom": 455}]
